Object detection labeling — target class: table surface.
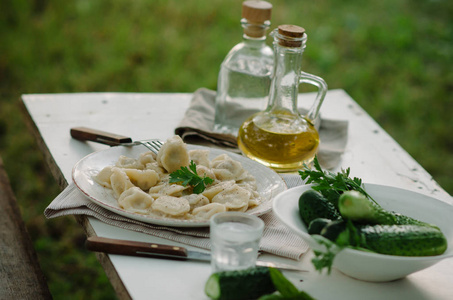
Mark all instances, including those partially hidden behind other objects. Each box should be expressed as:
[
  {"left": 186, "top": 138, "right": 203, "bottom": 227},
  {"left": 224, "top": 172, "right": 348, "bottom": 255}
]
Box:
[{"left": 22, "top": 89, "right": 453, "bottom": 300}]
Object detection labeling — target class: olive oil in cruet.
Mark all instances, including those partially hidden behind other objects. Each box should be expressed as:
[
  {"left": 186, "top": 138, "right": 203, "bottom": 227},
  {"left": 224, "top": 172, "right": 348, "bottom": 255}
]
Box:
[{"left": 238, "top": 25, "right": 328, "bottom": 172}]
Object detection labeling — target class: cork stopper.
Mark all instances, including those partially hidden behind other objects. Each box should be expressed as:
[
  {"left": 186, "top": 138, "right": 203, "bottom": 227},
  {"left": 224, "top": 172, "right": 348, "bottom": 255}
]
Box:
[
  {"left": 277, "top": 24, "right": 306, "bottom": 47},
  {"left": 241, "top": 1, "right": 272, "bottom": 38},
  {"left": 242, "top": 1, "right": 272, "bottom": 23}
]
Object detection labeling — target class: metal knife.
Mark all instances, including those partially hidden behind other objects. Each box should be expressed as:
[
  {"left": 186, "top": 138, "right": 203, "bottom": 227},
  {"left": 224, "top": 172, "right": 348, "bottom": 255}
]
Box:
[{"left": 86, "top": 236, "right": 307, "bottom": 272}]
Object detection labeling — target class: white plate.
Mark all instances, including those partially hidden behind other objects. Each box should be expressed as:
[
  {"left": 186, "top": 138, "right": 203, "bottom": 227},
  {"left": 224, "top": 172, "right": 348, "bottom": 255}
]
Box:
[
  {"left": 273, "top": 184, "right": 453, "bottom": 282},
  {"left": 73, "top": 144, "right": 286, "bottom": 227}
]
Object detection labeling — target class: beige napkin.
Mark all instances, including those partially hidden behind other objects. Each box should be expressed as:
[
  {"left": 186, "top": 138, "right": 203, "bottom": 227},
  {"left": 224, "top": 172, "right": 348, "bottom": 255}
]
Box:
[
  {"left": 45, "top": 178, "right": 308, "bottom": 260},
  {"left": 175, "top": 88, "right": 349, "bottom": 170}
]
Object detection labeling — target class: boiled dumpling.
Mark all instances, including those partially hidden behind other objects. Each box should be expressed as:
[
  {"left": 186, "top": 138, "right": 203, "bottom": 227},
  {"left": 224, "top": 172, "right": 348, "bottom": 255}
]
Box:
[
  {"left": 139, "top": 151, "right": 157, "bottom": 165},
  {"left": 211, "top": 154, "right": 246, "bottom": 181},
  {"left": 183, "top": 194, "right": 210, "bottom": 210},
  {"left": 212, "top": 184, "right": 250, "bottom": 211},
  {"left": 192, "top": 203, "right": 226, "bottom": 219},
  {"left": 195, "top": 165, "right": 215, "bottom": 180},
  {"left": 189, "top": 149, "right": 210, "bottom": 167},
  {"left": 110, "top": 167, "right": 135, "bottom": 198},
  {"left": 156, "top": 135, "right": 190, "bottom": 173},
  {"left": 152, "top": 195, "right": 190, "bottom": 217},
  {"left": 118, "top": 187, "right": 153, "bottom": 214},
  {"left": 115, "top": 155, "right": 144, "bottom": 170},
  {"left": 149, "top": 182, "right": 187, "bottom": 198},
  {"left": 248, "top": 198, "right": 261, "bottom": 208},
  {"left": 202, "top": 180, "right": 235, "bottom": 200},
  {"left": 123, "top": 169, "right": 159, "bottom": 191},
  {"left": 144, "top": 162, "right": 166, "bottom": 177},
  {"left": 237, "top": 173, "right": 258, "bottom": 190},
  {"left": 93, "top": 166, "right": 114, "bottom": 188}
]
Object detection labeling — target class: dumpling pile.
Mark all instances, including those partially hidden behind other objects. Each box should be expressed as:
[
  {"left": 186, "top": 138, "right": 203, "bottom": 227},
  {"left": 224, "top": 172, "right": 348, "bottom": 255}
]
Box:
[{"left": 93, "top": 135, "right": 262, "bottom": 220}]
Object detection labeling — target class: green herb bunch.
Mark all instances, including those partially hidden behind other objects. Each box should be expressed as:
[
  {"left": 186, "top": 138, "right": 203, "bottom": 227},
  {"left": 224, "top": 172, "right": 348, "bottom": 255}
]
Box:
[
  {"left": 169, "top": 161, "right": 214, "bottom": 194},
  {"left": 299, "top": 156, "right": 374, "bottom": 207}
]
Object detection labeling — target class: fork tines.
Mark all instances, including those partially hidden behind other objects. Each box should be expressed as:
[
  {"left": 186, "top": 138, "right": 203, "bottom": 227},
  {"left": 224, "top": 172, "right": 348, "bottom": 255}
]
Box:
[{"left": 140, "top": 140, "right": 163, "bottom": 155}]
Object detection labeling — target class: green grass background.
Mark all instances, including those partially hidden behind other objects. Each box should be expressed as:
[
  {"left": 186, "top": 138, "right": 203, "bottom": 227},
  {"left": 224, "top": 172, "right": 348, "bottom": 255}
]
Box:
[{"left": 1, "top": 0, "right": 452, "bottom": 298}]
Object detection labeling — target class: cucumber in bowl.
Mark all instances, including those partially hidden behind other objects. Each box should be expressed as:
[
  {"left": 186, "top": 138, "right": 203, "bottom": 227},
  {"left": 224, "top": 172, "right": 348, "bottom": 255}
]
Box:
[
  {"left": 273, "top": 184, "right": 453, "bottom": 282},
  {"left": 273, "top": 157, "right": 453, "bottom": 281}
]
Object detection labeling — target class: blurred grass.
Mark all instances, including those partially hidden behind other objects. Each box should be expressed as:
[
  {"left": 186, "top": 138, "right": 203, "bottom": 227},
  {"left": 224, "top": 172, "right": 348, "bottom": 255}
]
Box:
[{"left": 0, "top": 0, "right": 452, "bottom": 298}]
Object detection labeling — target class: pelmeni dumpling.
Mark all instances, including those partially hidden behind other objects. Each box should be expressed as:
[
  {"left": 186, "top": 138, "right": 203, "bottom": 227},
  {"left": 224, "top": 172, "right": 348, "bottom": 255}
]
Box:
[
  {"left": 192, "top": 203, "right": 226, "bottom": 219},
  {"left": 202, "top": 180, "right": 235, "bottom": 200},
  {"left": 139, "top": 151, "right": 157, "bottom": 165},
  {"left": 93, "top": 166, "right": 114, "bottom": 188},
  {"left": 183, "top": 194, "right": 210, "bottom": 210},
  {"left": 118, "top": 187, "right": 153, "bottom": 214},
  {"left": 212, "top": 184, "right": 250, "bottom": 211},
  {"left": 195, "top": 165, "right": 215, "bottom": 180},
  {"left": 156, "top": 135, "right": 189, "bottom": 173},
  {"left": 144, "top": 162, "right": 166, "bottom": 177},
  {"left": 189, "top": 149, "right": 210, "bottom": 167},
  {"left": 123, "top": 169, "right": 159, "bottom": 191},
  {"left": 149, "top": 182, "right": 187, "bottom": 198},
  {"left": 110, "top": 167, "right": 135, "bottom": 198},
  {"left": 152, "top": 195, "right": 190, "bottom": 217},
  {"left": 115, "top": 155, "right": 144, "bottom": 170},
  {"left": 211, "top": 154, "right": 246, "bottom": 181}
]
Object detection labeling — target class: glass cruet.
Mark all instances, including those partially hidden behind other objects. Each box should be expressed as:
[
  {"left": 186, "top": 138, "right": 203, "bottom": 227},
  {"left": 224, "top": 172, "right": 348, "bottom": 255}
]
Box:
[
  {"left": 213, "top": 0, "right": 274, "bottom": 136},
  {"left": 237, "top": 24, "right": 328, "bottom": 172}
]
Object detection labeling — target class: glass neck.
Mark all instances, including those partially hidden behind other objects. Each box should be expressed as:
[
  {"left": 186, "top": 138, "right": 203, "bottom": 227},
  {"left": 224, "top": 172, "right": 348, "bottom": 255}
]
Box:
[
  {"left": 241, "top": 18, "right": 270, "bottom": 42},
  {"left": 266, "top": 41, "right": 305, "bottom": 115}
]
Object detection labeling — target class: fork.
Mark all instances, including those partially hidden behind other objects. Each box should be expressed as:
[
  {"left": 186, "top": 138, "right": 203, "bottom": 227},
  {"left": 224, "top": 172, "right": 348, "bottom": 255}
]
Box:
[{"left": 70, "top": 127, "right": 163, "bottom": 155}]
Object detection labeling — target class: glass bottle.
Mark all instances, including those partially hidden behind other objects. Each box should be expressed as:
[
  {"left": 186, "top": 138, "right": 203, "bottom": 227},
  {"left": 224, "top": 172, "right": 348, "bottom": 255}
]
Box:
[
  {"left": 213, "top": 1, "right": 273, "bottom": 136},
  {"left": 238, "top": 25, "right": 328, "bottom": 172}
]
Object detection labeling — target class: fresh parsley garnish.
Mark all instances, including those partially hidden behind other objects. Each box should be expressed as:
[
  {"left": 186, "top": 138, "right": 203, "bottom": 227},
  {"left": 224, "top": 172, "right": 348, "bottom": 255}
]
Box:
[
  {"left": 169, "top": 161, "right": 214, "bottom": 194},
  {"left": 299, "top": 156, "right": 375, "bottom": 204}
]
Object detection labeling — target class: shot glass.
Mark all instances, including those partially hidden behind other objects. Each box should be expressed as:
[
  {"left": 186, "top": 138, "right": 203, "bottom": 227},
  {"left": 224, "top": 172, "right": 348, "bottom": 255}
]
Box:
[{"left": 210, "top": 212, "right": 265, "bottom": 272}]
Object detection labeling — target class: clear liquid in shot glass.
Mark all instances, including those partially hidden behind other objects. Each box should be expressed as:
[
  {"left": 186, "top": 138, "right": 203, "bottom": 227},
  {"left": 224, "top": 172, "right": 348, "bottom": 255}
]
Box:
[{"left": 211, "top": 221, "right": 261, "bottom": 272}]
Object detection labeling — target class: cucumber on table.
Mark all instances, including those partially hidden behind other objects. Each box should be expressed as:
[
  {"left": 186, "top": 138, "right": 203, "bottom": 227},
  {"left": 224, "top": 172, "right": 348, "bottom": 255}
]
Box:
[{"left": 205, "top": 267, "right": 275, "bottom": 300}]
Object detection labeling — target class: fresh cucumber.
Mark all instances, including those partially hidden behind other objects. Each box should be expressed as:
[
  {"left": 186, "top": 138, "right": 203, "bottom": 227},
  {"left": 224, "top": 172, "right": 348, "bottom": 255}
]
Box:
[
  {"left": 338, "top": 191, "right": 396, "bottom": 224},
  {"left": 319, "top": 219, "right": 347, "bottom": 242},
  {"left": 308, "top": 218, "right": 332, "bottom": 235},
  {"left": 338, "top": 191, "right": 438, "bottom": 228},
  {"left": 357, "top": 224, "right": 447, "bottom": 256},
  {"left": 205, "top": 267, "right": 276, "bottom": 300},
  {"left": 299, "top": 189, "right": 341, "bottom": 226},
  {"left": 392, "top": 212, "right": 439, "bottom": 229}
]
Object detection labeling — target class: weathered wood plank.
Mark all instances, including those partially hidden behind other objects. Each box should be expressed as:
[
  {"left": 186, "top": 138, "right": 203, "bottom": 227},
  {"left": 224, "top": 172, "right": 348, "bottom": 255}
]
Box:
[
  {"left": 21, "top": 99, "right": 131, "bottom": 300},
  {"left": 0, "top": 156, "right": 52, "bottom": 299}
]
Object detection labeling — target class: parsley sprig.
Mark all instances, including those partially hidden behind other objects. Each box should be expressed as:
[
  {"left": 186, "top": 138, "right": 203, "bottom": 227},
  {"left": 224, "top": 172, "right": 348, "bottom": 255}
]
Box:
[
  {"left": 299, "top": 156, "right": 376, "bottom": 273},
  {"left": 299, "top": 156, "right": 375, "bottom": 205},
  {"left": 169, "top": 161, "right": 214, "bottom": 194}
]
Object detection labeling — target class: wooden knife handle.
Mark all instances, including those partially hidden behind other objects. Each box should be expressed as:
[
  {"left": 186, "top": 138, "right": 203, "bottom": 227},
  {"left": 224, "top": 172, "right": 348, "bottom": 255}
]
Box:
[
  {"left": 70, "top": 127, "right": 132, "bottom": 146},
  {"left": 85, "top": 236, "right": 189, "bottom": 259}
]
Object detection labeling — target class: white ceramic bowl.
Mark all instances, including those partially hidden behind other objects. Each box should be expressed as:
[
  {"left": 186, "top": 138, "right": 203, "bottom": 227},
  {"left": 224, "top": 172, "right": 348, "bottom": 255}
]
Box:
[{"left": 272, "top": 183, "right": 453, "bottom": 282}]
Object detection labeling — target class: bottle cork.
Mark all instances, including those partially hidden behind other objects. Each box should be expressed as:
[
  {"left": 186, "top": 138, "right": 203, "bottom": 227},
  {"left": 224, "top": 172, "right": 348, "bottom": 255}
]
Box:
[
  {"left": 277, "top": 24, "right": 306, "bottom": 47},
  {"left": 242, "top": 1, "right": 272, "bottom": 38}
]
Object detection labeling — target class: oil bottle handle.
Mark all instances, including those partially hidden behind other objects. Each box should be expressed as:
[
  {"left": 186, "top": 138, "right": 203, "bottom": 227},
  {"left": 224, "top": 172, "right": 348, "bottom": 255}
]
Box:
[{"left": 299, "top": 71, "right": 328, "bottom": 122}]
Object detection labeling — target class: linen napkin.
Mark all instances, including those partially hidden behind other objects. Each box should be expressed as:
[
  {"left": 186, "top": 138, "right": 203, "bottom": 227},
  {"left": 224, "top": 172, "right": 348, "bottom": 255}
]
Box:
[
  {"left": 45, "top": 180, "right": 307, "bottom": 260},
  {"left": 175, "top": 88, "right": 349, "bottom": 170}
]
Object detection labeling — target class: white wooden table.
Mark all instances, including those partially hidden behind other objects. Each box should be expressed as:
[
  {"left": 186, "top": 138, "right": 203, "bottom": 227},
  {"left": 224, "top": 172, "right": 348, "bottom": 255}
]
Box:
[{"left": 22, "top": 90, "right": 453, "bottom": 300}]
